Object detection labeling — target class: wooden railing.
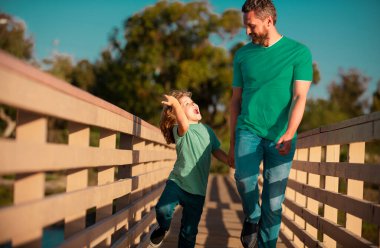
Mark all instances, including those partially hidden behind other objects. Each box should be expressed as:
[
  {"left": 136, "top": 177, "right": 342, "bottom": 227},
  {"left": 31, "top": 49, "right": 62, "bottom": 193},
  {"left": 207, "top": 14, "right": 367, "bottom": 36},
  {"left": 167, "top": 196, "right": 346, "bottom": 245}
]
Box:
[
  {"left": 0, "top": 51, "right": 176, "bottom": 247},
  {"left": 1, "top": 49, "right": 380, "bottom": 248},
  {"left": 279, "top": 112, "right": 380, "bottom": 247}
]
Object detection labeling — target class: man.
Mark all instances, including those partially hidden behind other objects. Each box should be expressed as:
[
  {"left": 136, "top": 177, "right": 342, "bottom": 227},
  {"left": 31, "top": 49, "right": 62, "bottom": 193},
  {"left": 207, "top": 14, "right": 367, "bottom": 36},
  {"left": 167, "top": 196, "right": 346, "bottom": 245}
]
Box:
[{"left": 228, "top": 0, "right": 312, "bottom": 247}]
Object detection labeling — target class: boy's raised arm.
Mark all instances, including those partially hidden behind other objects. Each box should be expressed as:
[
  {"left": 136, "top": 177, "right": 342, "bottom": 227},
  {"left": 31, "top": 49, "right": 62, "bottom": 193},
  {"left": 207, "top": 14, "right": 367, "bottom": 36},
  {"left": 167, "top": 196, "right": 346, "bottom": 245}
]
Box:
[{"left": 161, "top": 94, "right": 189, "bottom": 136}]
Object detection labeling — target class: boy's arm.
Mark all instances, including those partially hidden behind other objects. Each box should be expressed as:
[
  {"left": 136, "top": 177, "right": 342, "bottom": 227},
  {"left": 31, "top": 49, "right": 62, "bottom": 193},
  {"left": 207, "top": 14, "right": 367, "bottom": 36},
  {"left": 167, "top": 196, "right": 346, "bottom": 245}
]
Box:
[
  {"left": 212, "top": 148, "right": 234, "bottom": 168},
  {"left": 228, "top": 87, "right": 242, "bottom": 168},
  {"left": 162, "top": 95, "right": 189, "bottom": 136}
]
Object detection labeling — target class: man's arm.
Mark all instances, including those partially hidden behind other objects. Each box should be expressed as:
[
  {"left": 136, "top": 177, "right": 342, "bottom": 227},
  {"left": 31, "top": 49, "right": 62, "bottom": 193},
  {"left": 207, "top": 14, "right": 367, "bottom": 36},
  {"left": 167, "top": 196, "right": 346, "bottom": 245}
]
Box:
[
  {"left": 276, "top": 80, "right": 311, "bottom": 155},
  {"left": 228, "top": 87, "right": 243, "bottom": 167}
]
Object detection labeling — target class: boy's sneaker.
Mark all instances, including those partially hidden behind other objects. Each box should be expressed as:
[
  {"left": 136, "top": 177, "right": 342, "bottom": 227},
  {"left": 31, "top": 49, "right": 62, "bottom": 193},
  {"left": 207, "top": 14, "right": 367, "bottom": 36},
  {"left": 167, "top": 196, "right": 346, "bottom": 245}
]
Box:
[
  {"left": 150, "top": 226, "right": 167, "bottom": 247},
  {"left": 240, "top": 219, "right": 259, "bottom": 248}
]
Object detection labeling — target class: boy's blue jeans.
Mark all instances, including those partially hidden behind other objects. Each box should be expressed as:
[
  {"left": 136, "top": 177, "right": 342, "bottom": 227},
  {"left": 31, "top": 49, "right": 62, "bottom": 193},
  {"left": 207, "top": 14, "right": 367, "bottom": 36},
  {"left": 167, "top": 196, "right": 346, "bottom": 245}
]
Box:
[
  {"left": 155, "top": 180, "right": 205, "bottom": 248},
  {"left": 234, "top": 129, "right": 295, "bottom": 248}
]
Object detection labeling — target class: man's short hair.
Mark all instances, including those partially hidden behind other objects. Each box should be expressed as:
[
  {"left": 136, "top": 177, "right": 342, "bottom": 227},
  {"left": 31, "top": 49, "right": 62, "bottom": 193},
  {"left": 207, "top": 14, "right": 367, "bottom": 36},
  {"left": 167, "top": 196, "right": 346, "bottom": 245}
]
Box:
[{"left": 242, "top": 0, "right": 277, "bottom": 25}]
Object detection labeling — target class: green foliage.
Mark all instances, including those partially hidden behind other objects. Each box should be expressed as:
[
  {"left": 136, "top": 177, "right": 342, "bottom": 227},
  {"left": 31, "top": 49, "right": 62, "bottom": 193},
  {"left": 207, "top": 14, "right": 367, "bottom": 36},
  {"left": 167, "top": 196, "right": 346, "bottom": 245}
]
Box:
[
  {"left": 0, "top": 13, "right": 33, "bottom": 60},
  {"left": 300, "top": 69, "right": 369, "bottom": 131},
  {"left": 92, "top": 1, "right": 241, "bottom": 126},
  {"left": 329, "top": 69, "right": 369, "bottom": 117}
]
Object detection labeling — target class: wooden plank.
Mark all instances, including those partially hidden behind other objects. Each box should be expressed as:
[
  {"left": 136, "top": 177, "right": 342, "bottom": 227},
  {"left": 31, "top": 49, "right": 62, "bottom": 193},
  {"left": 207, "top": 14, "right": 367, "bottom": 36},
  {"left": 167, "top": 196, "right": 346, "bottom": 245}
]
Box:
[
  {"left": 346, "top": 142, "right": 365, "bottom": 237},
  {"left": 284, "top": 198, "right": 377, "bottom": 248},
  {"left": 0, "top": 51, "right": 168, "bottom": 145},
  {"left": 292, "top": 161, "right": 380, "bottom": 184},
  {"left": 0, "top": 171, "right": 169, "bottom": 243},
  {"left": 0, "top": 139, "right": 176, "bottom": 174},
  {"left": 286, "top": 179, "right": 380, "bottom": 225},
  {"left": 60, "top": 185, "right": 163, "bottom": 248},
  {"left": 281, "top": 213, "right": 322, "bottom": 248}
]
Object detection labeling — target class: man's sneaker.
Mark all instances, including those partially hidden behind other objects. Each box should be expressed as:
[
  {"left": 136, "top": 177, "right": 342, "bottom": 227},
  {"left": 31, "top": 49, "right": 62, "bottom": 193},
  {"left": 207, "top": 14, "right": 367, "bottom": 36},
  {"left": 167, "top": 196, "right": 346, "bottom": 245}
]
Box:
[
  {"left": 240, "top": 219, "right": 259, "bottom": 248},
  {"left": 150, "top": 226, "right": 167, "bottom": 247}
]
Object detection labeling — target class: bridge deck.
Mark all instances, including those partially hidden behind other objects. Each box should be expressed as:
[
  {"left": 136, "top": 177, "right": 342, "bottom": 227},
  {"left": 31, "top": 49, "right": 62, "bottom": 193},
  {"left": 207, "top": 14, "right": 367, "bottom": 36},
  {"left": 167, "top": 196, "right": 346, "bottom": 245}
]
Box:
[{"left": 156, "top": 175, "right": 286, "bottom": 248}]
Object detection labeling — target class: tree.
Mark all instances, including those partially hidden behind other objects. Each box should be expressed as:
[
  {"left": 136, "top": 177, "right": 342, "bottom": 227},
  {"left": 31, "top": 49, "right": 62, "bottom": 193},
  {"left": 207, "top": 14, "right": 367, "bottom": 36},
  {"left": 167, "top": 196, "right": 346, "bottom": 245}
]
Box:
[
  {"left": 300, "top": 69, "right": 369, "bottom": 132},
  {"left": 0, "top": 13, "right": 35, "bottom": 137},
  {"left": 0, "top": 13, "right": 33, "bottom": 60},
  {"left": 93, "top": 1, "right": 242, "bottom": 125},
  {"left": 329, "top": 69, "right": 369, "bottom": 118},
  {"left": 371, "top": 81, "right": 380, "bottom": 112}
]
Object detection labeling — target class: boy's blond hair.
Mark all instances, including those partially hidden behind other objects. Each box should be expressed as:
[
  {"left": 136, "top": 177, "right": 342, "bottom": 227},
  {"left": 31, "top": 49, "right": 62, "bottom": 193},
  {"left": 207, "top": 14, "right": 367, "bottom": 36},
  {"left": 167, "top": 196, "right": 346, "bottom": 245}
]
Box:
[{"left": 159, "top": 90, "right": 192, "bottom": 144}]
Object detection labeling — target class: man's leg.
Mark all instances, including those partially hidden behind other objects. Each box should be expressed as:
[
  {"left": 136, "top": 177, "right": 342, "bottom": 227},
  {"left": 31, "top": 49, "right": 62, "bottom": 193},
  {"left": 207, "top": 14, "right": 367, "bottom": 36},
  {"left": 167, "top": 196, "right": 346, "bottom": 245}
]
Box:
[
  {"left": 234, "top": 129, "right": 264, "bottom": 247},
  {"left": 177, "top": 189, "right": 205, "bottom": 248},
  {"left": 259, "top": 139, "right": 295, "bottom": 248}
]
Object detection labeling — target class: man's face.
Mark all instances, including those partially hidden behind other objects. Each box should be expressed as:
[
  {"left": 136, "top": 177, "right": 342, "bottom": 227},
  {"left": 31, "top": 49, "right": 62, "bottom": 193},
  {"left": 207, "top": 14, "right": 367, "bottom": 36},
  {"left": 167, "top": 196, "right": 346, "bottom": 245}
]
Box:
[{"left": 243, "top": 11, "right": 269, "bottom": 46}]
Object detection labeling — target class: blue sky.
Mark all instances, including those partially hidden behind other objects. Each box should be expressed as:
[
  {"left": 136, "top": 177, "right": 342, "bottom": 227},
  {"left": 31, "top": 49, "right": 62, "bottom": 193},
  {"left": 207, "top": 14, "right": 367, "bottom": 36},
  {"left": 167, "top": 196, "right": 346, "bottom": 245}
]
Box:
[{"left": 1, "top": 0, "right": 380, "bottom": 101}]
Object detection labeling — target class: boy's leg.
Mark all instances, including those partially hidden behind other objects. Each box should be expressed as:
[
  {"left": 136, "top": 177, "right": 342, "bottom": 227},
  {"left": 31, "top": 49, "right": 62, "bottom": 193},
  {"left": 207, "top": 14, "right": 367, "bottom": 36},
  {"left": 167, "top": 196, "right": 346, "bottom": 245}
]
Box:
[
  {"left": 178, "top": 190, "right": 205, "bottom": 248},
  {"left": 258, "top": 139, "right": 295, "bottom": 248},
  {"left": 155, "top": 180, "right": 180, "bottom": 231},
  {"left": 151, "top": 180, "right": 181, "bottom": 247}
]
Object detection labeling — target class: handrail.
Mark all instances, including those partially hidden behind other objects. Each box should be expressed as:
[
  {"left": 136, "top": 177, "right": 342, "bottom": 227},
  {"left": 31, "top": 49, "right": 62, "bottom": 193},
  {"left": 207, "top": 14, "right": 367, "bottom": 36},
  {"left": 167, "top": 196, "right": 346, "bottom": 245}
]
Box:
[
  {"left": 0, "top": 50, "right": 176, "bottom": 247},
  {"left": 279, "top": 111, "right": 380, "bottom": 247}
]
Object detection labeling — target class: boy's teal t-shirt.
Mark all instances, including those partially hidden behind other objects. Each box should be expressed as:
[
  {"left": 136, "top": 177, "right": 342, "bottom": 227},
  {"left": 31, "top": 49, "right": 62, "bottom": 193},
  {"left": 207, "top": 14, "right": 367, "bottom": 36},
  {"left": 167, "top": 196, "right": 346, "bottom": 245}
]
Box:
[
  {"left": 169, "top": 123, "right": 220, "bottom": 196},
  {"left": 233, "top": 36, "right": 313, "bottom": 142}
]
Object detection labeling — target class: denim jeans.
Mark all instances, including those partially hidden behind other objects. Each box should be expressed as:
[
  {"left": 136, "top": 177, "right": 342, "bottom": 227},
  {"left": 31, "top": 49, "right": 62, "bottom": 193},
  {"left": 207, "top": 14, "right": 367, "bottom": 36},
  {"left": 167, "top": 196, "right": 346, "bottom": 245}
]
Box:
[
  {"left": 155, "top": 180, "right": 205, "bottom": 248},
  {"left": 234, "top": 129, "right": 295, "bottom": 248}
]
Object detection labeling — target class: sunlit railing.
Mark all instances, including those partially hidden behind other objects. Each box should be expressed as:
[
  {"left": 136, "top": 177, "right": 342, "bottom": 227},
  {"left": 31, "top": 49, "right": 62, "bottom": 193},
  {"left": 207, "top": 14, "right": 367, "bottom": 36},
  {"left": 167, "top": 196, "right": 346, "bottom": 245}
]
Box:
[
  {"left": 1, "top": 49, "right": 379, "bottom": 248},
  {"left": 0, "top": 50, "right": 176, "bottom": 247},
  {"left": 279, "top": 112, "right": 380, "bottom": 247}
]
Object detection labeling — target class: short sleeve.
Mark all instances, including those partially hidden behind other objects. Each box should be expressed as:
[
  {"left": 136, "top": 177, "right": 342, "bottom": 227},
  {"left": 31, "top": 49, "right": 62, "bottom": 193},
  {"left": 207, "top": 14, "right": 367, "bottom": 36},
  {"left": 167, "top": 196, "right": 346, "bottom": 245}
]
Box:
[
  {"left": 294, "top": 46, "right": 313, "bottom": 82},
  {"left": 172, "top": 125, "right": 183, "bottom": 143},
  {"left": 206, "top": 126, "right": 221, "bottom": 151},
  {"left": 232, "top": 52, "right": 243, "bottom": 87}
]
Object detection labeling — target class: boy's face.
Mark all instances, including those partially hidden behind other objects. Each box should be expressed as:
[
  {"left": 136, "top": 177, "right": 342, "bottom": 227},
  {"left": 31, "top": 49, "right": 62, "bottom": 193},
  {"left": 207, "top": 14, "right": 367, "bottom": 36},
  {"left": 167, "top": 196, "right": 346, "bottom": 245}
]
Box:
[{"left": 179, "top": 96, "right": 202, "bottom": 123}]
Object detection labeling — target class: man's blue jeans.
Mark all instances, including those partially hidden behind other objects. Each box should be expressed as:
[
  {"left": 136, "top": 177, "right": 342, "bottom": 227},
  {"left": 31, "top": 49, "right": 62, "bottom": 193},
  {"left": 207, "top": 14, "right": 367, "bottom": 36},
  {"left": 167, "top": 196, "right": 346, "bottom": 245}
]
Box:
[
  {"left": 234, "top": 129, "right": 295, "bottom": 248},
  {"left": 155, "top": 180, "right": 205, "bottom": 248}
]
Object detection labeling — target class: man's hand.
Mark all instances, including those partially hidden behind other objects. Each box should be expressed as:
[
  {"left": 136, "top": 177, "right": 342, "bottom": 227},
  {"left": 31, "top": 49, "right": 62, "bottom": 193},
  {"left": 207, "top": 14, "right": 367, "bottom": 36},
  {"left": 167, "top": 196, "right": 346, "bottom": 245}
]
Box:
[{"left": 276, "top": 134, "right": 293, "bottom": 156}]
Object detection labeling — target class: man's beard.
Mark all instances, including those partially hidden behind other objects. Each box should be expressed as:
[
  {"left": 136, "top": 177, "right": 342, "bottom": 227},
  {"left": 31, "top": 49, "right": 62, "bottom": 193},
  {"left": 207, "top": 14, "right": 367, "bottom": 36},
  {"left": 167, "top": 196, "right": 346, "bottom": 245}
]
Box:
[{"left": 251, "top": 31, "right": 269, "bottom": 46}]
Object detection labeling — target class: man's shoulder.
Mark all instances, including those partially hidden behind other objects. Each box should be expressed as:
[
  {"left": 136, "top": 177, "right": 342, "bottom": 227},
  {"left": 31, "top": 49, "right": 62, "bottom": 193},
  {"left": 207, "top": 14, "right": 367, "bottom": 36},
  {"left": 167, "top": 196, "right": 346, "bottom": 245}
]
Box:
[
  {"left": 283, "top": 36, "right": 310, "bottom": 52},
  {"left": 235, "top": 42, "right": 254, "bottom": 56}
]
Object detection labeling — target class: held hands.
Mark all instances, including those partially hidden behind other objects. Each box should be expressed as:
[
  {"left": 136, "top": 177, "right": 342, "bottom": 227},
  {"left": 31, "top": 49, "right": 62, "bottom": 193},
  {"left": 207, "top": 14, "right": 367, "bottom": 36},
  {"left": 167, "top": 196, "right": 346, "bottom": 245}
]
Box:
[
  {"left": 276, "top": 133, "right": 293, "bottom": 155},
  {"left": 228, "top": 147, "right": 235, "bottom": 169}
]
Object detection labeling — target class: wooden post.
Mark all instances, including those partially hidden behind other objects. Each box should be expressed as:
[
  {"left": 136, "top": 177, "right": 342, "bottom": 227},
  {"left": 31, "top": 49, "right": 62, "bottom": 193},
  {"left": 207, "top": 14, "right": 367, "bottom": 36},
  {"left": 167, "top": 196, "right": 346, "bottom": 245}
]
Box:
[
  {"left": 13, "top": 110, "right": 46, "bottom": 247},
  {"left": 64, "top": 122, "right": 89, "bottom": 239},
  {"left": 294, "top": 148, "right": 308, "bottom": 247},
  {"left": 96, "top": 128, "right": 116, "bottom": 246},
  {"left": 307, "top": 147, "right": 321, "bottom": 240},
  {"left": 346, "top": 142, "right": 365, "bottom": 236},
  {"left": 323, "top": 144, "right": 340, "bottom": 247},
  {"left": 283, "top": 149, "right": 297, "bottom": 242}
]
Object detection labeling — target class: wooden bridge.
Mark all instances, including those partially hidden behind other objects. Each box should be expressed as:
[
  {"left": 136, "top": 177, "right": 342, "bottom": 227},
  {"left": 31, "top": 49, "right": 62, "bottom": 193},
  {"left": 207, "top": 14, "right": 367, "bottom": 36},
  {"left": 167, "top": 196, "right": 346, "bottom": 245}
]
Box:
[{"left": 0, "top": 50, "right": 379, "bottom": 248}]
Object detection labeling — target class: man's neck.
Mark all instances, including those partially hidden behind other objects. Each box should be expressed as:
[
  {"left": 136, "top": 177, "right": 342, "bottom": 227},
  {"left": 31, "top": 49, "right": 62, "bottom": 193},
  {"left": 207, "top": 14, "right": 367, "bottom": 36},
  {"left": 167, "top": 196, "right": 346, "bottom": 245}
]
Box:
[{"left": 266, "top": 31, "right": 282, "bottom": 47}]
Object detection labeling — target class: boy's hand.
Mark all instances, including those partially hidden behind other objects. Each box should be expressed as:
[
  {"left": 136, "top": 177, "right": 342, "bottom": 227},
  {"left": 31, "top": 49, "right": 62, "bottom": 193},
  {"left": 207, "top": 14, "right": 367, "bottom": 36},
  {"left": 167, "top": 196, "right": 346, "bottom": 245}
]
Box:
[
  {"left": 228, "top": 147, "right": 235, "bottom": 169},
  {"left": 276, "top": 133, "right": 292, "bottom": 155},
  {"left": 161, "top": 95, "right": 179, "bottom": 107}
]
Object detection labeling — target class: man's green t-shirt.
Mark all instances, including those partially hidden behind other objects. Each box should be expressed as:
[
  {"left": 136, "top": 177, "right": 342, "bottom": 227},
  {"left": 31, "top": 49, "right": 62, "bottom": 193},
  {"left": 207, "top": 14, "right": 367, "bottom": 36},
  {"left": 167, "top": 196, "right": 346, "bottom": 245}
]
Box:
[
  {"left": 232, "top": 36, "right": 313, "bottom": 142},
  {"left": 169, "top": 123, "right": 220, "bottom": 196}
]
